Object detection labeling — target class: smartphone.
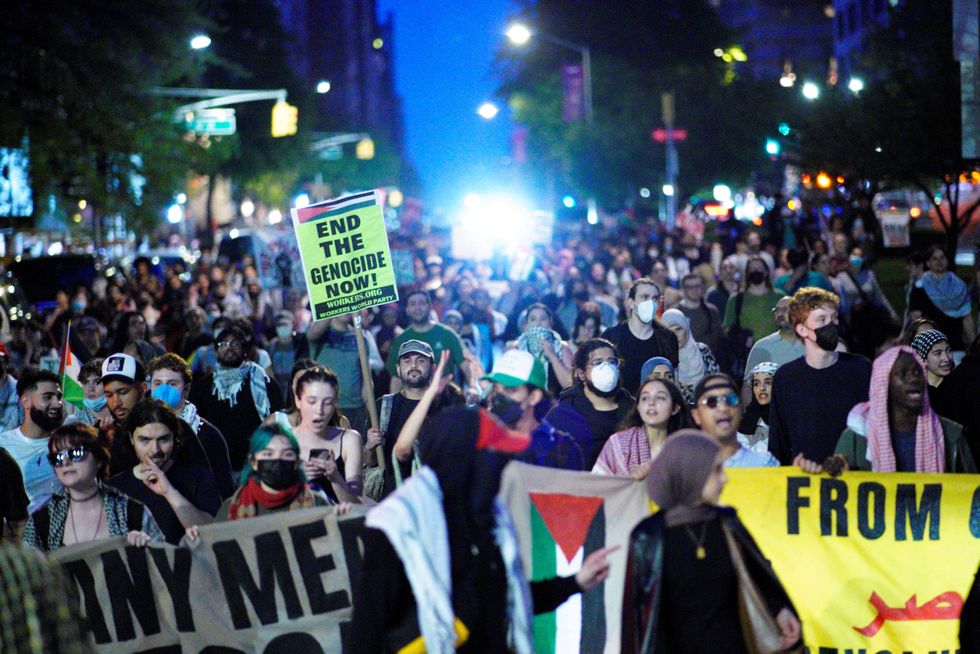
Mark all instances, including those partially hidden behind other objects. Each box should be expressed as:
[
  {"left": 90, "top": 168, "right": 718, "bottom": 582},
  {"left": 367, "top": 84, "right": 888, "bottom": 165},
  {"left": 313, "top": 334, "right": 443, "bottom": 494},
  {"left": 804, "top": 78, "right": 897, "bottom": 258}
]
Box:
[{"left": 310, "top": 448, "right": 332, "bottom": 460}]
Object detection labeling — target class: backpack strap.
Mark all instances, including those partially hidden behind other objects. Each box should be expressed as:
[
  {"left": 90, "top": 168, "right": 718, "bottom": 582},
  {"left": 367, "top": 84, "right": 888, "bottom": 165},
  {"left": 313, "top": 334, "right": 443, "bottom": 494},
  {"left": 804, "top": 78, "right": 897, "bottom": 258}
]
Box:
[{"left": 33, "top": 505, "right": 51, "bottom": 552}]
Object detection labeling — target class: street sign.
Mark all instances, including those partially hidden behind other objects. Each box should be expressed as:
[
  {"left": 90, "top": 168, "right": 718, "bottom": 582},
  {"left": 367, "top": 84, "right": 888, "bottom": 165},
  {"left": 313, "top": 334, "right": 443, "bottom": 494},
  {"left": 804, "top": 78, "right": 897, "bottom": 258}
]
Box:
[
  {"left": 183, "top": 108, "right": 236, "bottom": 135},
  {"left": 651, "top": 127, "right": 688, "bottom": 143}
]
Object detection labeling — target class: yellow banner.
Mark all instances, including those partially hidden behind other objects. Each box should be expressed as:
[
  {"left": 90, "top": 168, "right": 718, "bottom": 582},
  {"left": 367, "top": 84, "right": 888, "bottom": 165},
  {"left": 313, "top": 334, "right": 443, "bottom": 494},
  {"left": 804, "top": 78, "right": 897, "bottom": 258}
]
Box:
[{"left": 721, "top": 468, "right": 980, "bottom": 653}]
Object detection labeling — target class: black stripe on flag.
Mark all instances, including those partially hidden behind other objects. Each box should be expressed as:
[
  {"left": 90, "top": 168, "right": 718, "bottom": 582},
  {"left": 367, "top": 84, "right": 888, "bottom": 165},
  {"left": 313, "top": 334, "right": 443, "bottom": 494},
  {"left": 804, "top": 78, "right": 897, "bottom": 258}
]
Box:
[{"left": 579, "top": 504, "right": 606, "bottom": 653}]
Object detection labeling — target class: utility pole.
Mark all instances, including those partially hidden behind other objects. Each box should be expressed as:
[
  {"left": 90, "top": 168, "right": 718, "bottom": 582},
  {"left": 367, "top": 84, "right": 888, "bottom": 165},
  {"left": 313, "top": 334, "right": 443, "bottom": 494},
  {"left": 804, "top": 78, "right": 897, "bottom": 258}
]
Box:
[{"left": 662, "top": 92, "right": 679, "bottom": 228}]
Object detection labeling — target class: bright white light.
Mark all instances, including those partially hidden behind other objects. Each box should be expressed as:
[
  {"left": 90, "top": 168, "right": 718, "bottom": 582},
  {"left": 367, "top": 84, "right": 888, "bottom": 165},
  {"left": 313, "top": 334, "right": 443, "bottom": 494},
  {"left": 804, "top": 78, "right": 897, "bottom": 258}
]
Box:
[
  {"left": 562, "top": 195, "right": 576, "bottom": 208},
  {"left": 294, "top": 193, "right": 310, "bottom": 209},
  {"left": 229, "top": 228, "right": 240, "bottom": 239},
  {"left": 506, "top": 23, "right": 532, "bottom": 45},
  {"left": 176, "top": 193, "right": 187, "bottom": 204},
  {"left": 848, "top": 77, "right": 864, "bottom": 93},
  {"left": 463, "top": 192, "right": 482, "bottom": 208},
  {"left": 587, "top": 197, "right": 598, "bottom": 225},
  {"left": 477, "top": 102, "right": 499, "bottom": 120},
  {"left": 316, "top": 80, "right": 332, "bottom": 94},
  {"left": 639, "top": 187, "right": 651, "bottom": 198},
  {"left": 241, "top": 199, "right": 255, "bottom": 218},
  {"left": 190, "top": 34, "right": 211, "bottom": 50},
  {"left": 268, "top": 209, "right": 283, "bottom": 225},
  {"left": 662, "top": 184, "right": 675, "bottom": 197},
  {"left": 166, "top": 204, "right": 183, "bottom": 224},
  {"left": 802, "top": 82, "right": 820, "bottom": 100},
  {"left": 48, "top": 242, "right": 64, "bottom": 256},
  {"left": 713, "top": 184, "right": 732, "bottom": 203},
  {"left": 779, "top": 75, "right": 795, "bottom": 88},
  {"left": 458, "top": 193, "right": 530, "bottom": 242}
]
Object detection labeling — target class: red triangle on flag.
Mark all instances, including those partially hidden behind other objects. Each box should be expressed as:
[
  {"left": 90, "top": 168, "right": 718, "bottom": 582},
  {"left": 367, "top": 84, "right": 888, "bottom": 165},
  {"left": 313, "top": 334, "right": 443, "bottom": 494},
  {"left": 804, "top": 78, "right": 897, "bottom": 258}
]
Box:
[{"left": 529, "top": 492, "right": 603, "bottom": 562}]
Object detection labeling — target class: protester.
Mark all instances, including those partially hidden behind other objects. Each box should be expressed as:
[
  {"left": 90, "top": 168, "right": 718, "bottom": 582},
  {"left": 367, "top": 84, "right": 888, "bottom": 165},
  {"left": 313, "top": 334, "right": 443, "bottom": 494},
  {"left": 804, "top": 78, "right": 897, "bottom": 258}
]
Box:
[
  {"left": 544, "top": 338, "right": 634, "bottom": 469},
  {"left": 109, "top": 312, "right": 164, "bottom": 364},
  {"left": 831, "top": 347, "right": 976, "bottom": 473},
  {"left": 706, "top": 255, "right": 740, "bottom": 317},
  {"left": 768, "top": 287, "right": 871, "bottom": 467},
  {"left": 512, "top": 302, "right": 574, "bottom": 392},
  {"left": 622, "top": 431, "right": 801, "bottom": 654},
  {"left": 569, "top": 302, "right": 603, "bottom": 355},
  {"left": 640, "top": 356, "right": 675, "bottom": 384},
  {"left": 0, "top": 447, "right": 28, "bottom": 543},
  {"left": 366, "top": 340, "right": 464, "bottom": 498},
  {"left": 290, "top": 366, "right": 364, "bottom": 503},
  {"left": 351, "top": 405, "right": 617, "bottom": 653},
  {"left": 938, "top": 332, "right": 980, "bottom": 458},
  {"left": 837, "top": 245, "right": 898, "bottom": 357},
  {"left": 676, "top": 273, "right": 724, "bottom": 355},
  {"left": 593, "top": 377, "right": 692, "bottom": 478},
  {"left": 743, "top": 296, "right": 805, "bottom": 380},
  {"left": 267, "top": 310, "right": 303, "bottom": 405},
  {"left": 187, "top": 325, "right": 284, "bottom": 470},
  {"left": 108, "top": 399, "right": 220, "bottom": 544},
  {"left": 909, "top": 245, "right": 973, "bottom": 350},
  {"left": 660, "top": 309, "right": 719, "bottom": 404},
  {"left": 737, "top": 362, "right": 777, "bottom": 454},
  {"left": 147, "top": 353, "right": 235, "bottom": 499},
  {"left": 691, "top": 373, "right": 778, "bottom": 467},
  {"left": 723, "top": 254, "right": 786, "bottom": 347},
  {"left": 601, "top": 278, "right": 679, "bottom": 393},
  {"left": 307, "top": 313, "right": 380, "bottom": 434},
  {"left": 0, "top": 368, "right": 66, "bottom": 512},
  {"left": 0, "top": 345, "right": 21, "bottom": 432},
  {"left": 23, "top": 423, "right": 162, "bottom": 552},
  {"left": 100, "top": 353, "right": 149, "bottom": 474},
  {"left": 73, "top": 358, "right": 110, "bottom": 426},
  {"left": 775, "top": 246, "right": 834, "bottom": 295},
  {"left": 909, "top": 329, "right": 954, "bottom": 416}
]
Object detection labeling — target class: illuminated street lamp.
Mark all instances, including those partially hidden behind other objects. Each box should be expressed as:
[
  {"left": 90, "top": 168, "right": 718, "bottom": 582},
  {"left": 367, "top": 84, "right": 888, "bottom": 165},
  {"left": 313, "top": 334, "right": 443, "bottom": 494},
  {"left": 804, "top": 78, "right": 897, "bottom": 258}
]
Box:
[
  {"left": 190, "top": 34, "right": 211, "bottom": 50},
  {"left": 847, "top": 78, "right": 864, "bottom": 93},
  {"left": 802, "top": 82, "right": 820, "bottom": 100},
  {"left": 505, "top": 24, "right": 532, "bottom": 46},
  {"left": 477, "top": 102, "right": 500, "bottom": 120},
  {"left": 316, "top": 80, "right": 332, "bottom": 94}
]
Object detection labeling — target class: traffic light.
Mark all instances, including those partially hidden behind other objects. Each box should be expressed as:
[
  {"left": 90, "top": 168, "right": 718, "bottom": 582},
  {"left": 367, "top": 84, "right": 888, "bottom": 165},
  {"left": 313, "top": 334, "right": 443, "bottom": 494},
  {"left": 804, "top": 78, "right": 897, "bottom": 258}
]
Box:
[
  {"left": 778, "top": 122, "right": 791, "bottom": 136},
  {"left": 765, "top": 138, "right": 781, "bottom": 156},
  {"left": 271, "top": 101, "right": 298, "bottom": 137}
]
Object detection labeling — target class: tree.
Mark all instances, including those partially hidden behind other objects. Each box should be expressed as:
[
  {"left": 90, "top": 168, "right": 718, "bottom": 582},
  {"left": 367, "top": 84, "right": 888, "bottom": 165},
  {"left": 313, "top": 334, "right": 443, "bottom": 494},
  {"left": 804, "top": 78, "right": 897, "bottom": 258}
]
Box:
[{"left": 798, "top": 1, "right": 978, "bottom": 256}]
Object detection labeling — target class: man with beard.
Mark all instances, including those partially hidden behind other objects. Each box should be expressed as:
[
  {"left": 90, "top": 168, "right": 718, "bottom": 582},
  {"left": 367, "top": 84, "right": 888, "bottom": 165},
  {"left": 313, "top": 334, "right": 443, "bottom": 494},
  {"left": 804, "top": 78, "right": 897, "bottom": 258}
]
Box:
[
  {"left": 543, "top": 338, "right": 634, "bottom": 469},
  {"left": 100, "top": 353, "right": 149, "bottom": 475},
  {"left": 188, "top": 326, "right": 284, "bottom": 471},
  {"left": 365, "top": 340, "right": 463, "bottom": 499},
  {"left": 0, "top": 368, "right": 66, "bottom": 512},
  {"left": 600, "top": 278, "right": 679, "bottom": 394}
]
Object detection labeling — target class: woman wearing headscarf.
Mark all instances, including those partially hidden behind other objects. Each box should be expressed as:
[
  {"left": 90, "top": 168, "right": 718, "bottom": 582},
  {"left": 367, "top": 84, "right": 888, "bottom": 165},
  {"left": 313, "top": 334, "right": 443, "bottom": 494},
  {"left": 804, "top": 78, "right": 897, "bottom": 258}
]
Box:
[
  {"left": 640, "top": 356, "right": 675, "bottom": 385},
  {"left": 834, "top": 346, "right": 976, "bottom": 473},
  {"left": 512, "top": 302, "right": 574, "bottom": 393},
  {"left": 621, "top": 431, "right": 801, "bottom": 654},
  {"left": 909, "top": 245, "right": 973, "bottom": 349},
  {"left": 737, "top": 362, "right": 778, "bottom": 454},
  {"left": 909, "top": 330, "right": 954, "bottom": 417},
  {"left": 660, "top": 309, "right": 719, "bottom": 404}
]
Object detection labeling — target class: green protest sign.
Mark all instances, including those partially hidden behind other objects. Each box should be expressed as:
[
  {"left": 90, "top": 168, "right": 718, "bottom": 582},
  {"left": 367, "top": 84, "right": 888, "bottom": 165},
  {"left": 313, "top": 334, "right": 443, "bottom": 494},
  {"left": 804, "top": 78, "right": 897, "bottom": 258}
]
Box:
[{"left": 290, "top": 190, "right": 398, "bottom": 320}]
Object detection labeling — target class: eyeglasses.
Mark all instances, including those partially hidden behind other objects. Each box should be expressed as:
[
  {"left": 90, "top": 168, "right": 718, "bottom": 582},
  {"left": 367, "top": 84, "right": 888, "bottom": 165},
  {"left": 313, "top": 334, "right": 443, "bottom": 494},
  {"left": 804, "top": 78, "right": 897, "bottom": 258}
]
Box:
[
  {"left": 217, "top": 340, "right": 243, "bottom": 350},
  {"left": 699, "top": 392, "right": 740, "bottom": 409},
  {"left": 48, "top": 447, "right": 88, "bottom": 467},
  {"left": 588, "top": 358, "right": 620, "bottom": 368}
]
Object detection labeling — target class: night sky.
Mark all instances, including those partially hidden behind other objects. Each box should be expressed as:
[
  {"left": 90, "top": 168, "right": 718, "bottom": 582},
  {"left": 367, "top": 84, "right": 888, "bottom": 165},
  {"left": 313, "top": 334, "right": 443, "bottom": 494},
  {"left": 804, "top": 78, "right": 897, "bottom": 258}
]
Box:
[{"left": 377, "top": 0, "right": 517, "bottom": 212}]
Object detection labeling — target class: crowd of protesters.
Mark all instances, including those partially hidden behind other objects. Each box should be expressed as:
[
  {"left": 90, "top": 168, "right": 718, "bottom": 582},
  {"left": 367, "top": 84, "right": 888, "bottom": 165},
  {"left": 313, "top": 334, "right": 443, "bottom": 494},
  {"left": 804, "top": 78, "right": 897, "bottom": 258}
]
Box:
[{"left": 1, "top": 208, "right": 980, "bottom": 652}]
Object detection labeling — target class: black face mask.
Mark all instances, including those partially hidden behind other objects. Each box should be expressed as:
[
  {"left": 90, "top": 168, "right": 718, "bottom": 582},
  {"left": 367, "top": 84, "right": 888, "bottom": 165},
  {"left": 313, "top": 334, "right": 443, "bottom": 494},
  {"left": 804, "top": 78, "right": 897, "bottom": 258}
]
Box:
[
  {"left": 812, "top": 323, "right": 839, "bottom": 351},
  {"left": 747, "top": 270, "right": 766, "bottom": 286},
  {"left": 254, "top": 459, "right": 300, "bottom": 490},
  {"left": 31, "top": 406, "right": 64, "bottom": 432},
  {"left": 489, "top": 394, "right": 523, "bottom": 426}
]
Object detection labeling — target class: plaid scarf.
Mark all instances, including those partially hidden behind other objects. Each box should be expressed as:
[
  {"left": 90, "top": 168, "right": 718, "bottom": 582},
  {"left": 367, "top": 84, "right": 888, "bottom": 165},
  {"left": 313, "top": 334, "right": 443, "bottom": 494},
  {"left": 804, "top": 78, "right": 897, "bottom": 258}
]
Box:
[{"left": 849, "top": 346, "right": 944, "bottom": 472}]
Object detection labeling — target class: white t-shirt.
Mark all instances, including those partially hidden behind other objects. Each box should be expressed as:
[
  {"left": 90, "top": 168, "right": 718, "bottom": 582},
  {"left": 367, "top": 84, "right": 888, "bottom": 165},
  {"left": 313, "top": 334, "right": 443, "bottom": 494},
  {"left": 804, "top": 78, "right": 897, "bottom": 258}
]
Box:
[{"left": 0, "top": 427, "right": 61, "bottom": 513}]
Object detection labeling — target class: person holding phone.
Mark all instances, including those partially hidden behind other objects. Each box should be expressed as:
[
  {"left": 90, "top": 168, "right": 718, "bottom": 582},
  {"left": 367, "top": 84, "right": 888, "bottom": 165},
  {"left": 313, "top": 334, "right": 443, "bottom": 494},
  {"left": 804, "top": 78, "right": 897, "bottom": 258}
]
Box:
[{"left": 291, "top": 367, "right": 363, "bottom": 503}]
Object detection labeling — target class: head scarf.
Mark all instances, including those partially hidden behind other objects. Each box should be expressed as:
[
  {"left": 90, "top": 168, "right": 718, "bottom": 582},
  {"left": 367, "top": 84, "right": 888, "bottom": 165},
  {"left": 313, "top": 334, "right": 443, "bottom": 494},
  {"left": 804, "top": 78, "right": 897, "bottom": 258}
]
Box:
[
  {"left": 920, "top": 271, "right": 971, "bottom": 318},
  {"left": 646, "top": 430, "right": 720, "bottom": 526},
  {"left": 910, "top": 330, "right": 948, "bottom": 362},
  {"left": 738, "top": 362, "right": 779, "bottom": 435},
  {"left": 640, "top": 356, "right": 674, "bottom": 383},
  {"left": 660, "top": 310, "right": 705, "bottom": 387},
  {"left": 850, "top": 346, "right": 945, "bottom": 473}
]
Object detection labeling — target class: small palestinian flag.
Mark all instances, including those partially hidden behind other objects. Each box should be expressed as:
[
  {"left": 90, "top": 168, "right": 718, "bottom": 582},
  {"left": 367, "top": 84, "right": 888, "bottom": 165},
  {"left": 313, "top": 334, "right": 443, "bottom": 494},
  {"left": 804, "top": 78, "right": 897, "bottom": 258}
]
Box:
[
  {"left": 529, "top": 492, "right": 607, "bottom": 654},
  {"left": 59, "top": 321, "right": 86, "bottom": 410}
]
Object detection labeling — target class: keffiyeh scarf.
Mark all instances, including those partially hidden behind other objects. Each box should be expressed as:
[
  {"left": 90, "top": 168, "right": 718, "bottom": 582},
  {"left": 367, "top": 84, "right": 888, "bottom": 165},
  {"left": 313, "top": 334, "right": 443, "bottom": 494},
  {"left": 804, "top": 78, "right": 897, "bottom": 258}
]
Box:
[{"left": 211, "top": 361, "right": 272, "bottom": 419}]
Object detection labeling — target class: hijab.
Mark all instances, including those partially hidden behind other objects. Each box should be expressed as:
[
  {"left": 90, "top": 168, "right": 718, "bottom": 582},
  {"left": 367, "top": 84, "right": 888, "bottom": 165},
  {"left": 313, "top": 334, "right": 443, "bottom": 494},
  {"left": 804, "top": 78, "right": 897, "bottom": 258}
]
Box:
[
  {"left": 660, "top": 309, "right": 705, "bottom": 386},
  {"left": 920, "top": 271, "right": 971, "bottom": 318},
  {"left": 738, "top": 362, "right": 778, "bottom": 434},
  {"left": 646, "top": 430, "right": 720, "bottom": 526}
]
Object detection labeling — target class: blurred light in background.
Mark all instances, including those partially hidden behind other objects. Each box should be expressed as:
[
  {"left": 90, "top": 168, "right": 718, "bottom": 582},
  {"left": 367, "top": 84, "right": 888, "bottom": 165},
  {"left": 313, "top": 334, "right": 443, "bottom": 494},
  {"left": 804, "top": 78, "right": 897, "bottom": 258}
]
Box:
[
  {"left": 167, "top": 204, "right": 183, "bottom": 224},
  {"left": 662, "top": 184, "right": 675, "bottom": 197},
  {"left": 562, "top": 195, "right": 576, "bottom": 208},
  {"left": 268, "top": 209, "right": 283, "bottom": 225},
  {"left": 190, "top": 34, "right": 212, "bottom": 50},
  {"left": 477, "top": 102, "right": 500, "bottom": 120},
  {"left": 316, "top": 80, "right": 332, "bottom": 94},
  {"left": 802, "top": 82, "right": 820, "bottom": 100},
  {"left": 294, "top": 193, "right": 310, "bottom": 209}
]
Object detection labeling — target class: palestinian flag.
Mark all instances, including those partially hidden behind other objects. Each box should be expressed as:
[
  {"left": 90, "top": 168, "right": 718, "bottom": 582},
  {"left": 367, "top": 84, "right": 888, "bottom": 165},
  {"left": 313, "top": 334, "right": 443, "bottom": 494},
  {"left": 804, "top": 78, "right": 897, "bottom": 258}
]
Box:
[
  {"left": 59, "top": 321, "right": 86, "bottom": 409},
  {"left": 500, "top": 461, "right": 650, "bottom": 654}
]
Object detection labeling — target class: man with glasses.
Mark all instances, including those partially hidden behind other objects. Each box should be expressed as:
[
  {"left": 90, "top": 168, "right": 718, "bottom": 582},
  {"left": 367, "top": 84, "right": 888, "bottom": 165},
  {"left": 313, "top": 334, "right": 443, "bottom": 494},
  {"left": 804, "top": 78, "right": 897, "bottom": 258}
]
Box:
[
  {"left": 0, "top": 368, "right": 66, "bottom": 512},
  {"left": 188, "top": 326, "right": 284, "bottom": 471},
  {"left": 600, "top": 277, "right": 679, "bottom": 395},
  {"left": 691, "top": 373, "right": 778, "bottom": 467},
  {"left": 677, "top": 272, "right": 724, "bottom": 354},
  {"left": 543, "top": 338, "right": 633, "bottom": 469}
]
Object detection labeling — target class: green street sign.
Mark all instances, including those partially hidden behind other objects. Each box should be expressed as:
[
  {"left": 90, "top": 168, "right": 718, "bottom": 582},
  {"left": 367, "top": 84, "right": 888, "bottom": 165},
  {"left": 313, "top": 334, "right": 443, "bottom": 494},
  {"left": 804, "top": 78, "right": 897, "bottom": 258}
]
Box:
[{"left": 183, "top": 108, "right": 236, "bottom": 135}]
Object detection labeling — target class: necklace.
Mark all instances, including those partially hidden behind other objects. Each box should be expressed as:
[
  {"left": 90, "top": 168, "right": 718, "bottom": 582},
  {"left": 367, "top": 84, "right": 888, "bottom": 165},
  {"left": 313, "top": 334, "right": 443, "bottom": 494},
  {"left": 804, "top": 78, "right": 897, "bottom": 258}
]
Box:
[
  {"left": 684, "top": 522, "right": 709, "bottom": 560},
  {"left": 69, "top": 497, "right": 105, "bottom": 544}
]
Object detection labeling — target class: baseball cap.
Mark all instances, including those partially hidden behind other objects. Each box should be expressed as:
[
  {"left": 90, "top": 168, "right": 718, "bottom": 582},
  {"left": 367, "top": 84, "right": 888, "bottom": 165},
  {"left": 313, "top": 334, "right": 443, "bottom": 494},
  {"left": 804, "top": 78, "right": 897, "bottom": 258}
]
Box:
[
  {"left": 76, "top": 316, "right": 101, "bottom": 333},
  {"left": 398, "top": 339, "right": 434, "bottom": 360},
  {"left": 482, "top": 350, "right": 547, "bottom": 391},
  {"left": 101, "top": 353, "right": 146, "bottom": 385}
]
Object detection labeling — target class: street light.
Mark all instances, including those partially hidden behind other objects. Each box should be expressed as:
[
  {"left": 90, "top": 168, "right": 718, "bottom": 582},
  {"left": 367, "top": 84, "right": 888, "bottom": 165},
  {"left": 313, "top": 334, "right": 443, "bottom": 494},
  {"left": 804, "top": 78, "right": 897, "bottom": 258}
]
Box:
[
  {"left": 847, "top": 78, "right": 864, "bottom": 93},
  {"left": 190, "top": 34, "right": 211, "bottom": 50},
  {"left": 476, "top": 102, "right": 499, "bottom": 120},
  {"left": 802, "top": 82, "right": 820, "bottom": 100},
  {"left": 316, "top": 80, "right": 331, "bottom": 94},
  {"left": 506, "top": 22, "right": 592, "bottom": 125}
]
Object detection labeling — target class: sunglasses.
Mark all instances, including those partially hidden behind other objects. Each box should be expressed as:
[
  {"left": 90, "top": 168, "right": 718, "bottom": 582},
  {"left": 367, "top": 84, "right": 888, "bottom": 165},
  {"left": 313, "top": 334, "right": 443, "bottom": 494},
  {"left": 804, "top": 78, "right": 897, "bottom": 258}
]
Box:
[
  {"left": 48, "top": 447, "right": 88, "bottom": 467},
  {"left": 699, "top": 392, "right": 740, "bottom": 409}
]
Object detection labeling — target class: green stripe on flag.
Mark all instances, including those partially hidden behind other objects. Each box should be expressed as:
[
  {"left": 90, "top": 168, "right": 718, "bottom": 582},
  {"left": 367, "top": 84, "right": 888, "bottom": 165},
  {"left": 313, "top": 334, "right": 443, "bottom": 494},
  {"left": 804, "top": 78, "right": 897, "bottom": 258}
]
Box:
[
  {"left": 531, "top": 504, "right": 557, "bottom": 654},
  {"left": 63, "top": 375, "right": 85, "bottom": 410}
]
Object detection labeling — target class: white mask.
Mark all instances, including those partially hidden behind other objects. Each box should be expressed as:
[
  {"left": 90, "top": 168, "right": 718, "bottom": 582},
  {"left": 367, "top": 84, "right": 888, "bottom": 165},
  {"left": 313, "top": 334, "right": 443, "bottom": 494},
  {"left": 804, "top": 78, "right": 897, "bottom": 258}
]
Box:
[
  {"left": 590, "top": 362, "right": 619, "bottom": 393},
  {"left": 635, "top": 299, "right": 657, "bottom": 323},
  {"left": 276, "top": 325, "right": 292, "bottom": 339}
]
